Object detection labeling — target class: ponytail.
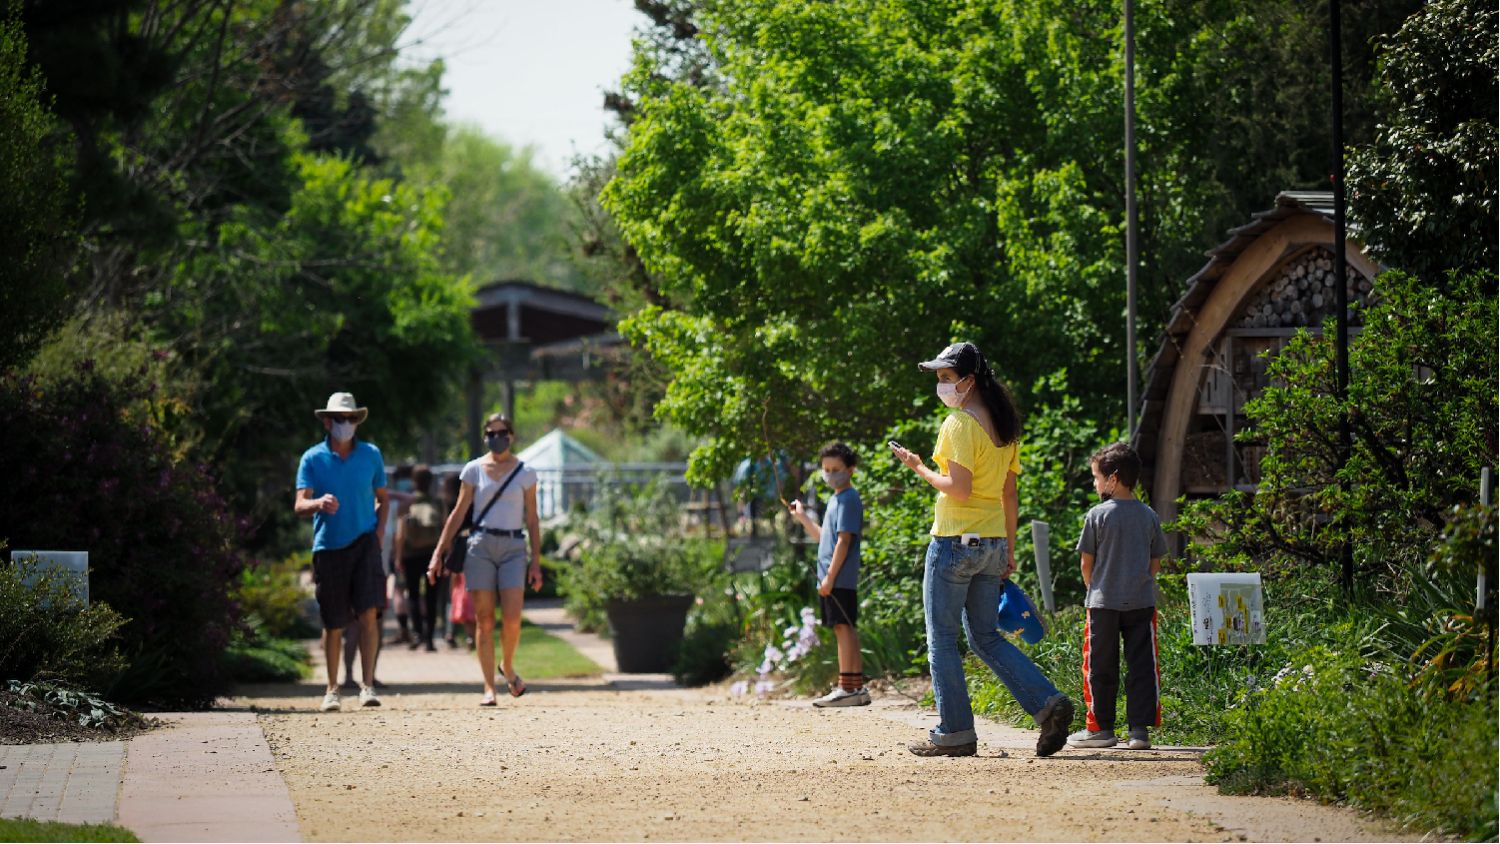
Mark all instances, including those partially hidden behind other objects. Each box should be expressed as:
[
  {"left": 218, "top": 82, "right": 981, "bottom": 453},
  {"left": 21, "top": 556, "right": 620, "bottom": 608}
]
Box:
[{"left": 963, "top": 348, "right": 1021, "bottom": 446}]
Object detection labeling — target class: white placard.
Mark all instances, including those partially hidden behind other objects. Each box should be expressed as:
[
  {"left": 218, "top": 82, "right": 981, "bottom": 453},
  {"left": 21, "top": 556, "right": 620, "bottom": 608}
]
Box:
[
  {"left": 1187, "top": 572, "right": 1264, "bottom": 646},
  {"left": 10, "top": 550, "right": 89, "bottom": 606}
]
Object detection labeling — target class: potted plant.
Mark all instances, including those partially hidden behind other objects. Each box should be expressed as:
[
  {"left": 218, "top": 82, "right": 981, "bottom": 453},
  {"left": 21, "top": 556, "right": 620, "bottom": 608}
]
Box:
[{"left": 560, "top": 480, "right": 719, "bottom": 672}]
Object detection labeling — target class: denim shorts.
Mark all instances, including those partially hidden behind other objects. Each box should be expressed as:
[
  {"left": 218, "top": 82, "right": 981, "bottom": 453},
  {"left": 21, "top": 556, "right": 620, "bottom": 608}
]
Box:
[{"left": 464, "top": 533, "right": 528, "bottom": 592}]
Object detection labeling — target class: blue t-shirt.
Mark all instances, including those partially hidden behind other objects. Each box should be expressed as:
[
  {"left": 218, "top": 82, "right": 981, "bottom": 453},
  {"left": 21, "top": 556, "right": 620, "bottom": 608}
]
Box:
[
  {"left": 817, "top": 487, "right": 863, "bottom": 590},
  {"left": 296, "top": 439, "right": 386, "bottom": 552}
]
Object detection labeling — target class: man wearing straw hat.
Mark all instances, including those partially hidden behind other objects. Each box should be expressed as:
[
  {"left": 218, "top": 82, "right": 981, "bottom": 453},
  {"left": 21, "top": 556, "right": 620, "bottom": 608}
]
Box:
[{"left": 295, "top": 392, "right": 389, "bottom": 712}]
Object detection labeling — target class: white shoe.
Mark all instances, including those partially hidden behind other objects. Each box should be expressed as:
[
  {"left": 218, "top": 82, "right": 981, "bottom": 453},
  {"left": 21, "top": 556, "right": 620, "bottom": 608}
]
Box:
[
  {"left": 358, "top": 686, "right": 381, "bottom": 707},
  {"left": 1126, "top": 728, "right": 1151, "bottom": 750},
  {"left": 812, "top": 687, "right": 871, "bottom": 707},
  {"left": 320, "top": 691, "right": 341, "bottom": 712},
  {"left": 1067, "top": 728, "right": 1117, "bottom": 747}
]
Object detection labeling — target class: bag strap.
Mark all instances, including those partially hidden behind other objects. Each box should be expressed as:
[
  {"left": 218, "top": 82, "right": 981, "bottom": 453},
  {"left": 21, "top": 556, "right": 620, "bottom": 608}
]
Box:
[{"left": 472, "top": 461, "right": 526, "bottom": 529}]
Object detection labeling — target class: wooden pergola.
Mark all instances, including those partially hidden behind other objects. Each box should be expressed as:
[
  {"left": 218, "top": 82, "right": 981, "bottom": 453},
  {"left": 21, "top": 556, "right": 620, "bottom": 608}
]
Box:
[{"left": 465, "top": 280, "right": 619, "bottom": 457}]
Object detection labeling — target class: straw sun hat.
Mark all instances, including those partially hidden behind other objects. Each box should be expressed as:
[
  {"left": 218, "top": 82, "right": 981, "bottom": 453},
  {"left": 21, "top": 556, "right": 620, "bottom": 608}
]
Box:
[{"left": 313, "top": 392, "right": 368, "bottom": 424}]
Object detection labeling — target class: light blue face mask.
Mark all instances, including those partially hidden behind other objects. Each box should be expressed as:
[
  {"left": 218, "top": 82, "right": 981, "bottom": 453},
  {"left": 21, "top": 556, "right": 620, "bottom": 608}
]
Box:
[{"left": 330, "top": 420, "right": 357, "bottom": 442}]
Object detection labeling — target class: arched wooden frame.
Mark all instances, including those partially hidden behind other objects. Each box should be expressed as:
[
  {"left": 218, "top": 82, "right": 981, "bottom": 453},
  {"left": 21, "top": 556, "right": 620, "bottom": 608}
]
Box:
[{"left": 1153, "top": 214, "right": 1381, "bottom": 524}]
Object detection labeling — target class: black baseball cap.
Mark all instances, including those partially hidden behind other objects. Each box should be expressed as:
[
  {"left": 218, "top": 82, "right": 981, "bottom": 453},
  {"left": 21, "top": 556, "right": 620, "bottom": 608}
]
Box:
[{"left": 917, "top": 341, "right": 982, "bottom": 373}]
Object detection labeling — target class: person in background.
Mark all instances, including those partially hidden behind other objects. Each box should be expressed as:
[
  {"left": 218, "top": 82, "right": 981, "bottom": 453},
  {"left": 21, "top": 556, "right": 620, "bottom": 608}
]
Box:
[
  {"left": 394, "top": 465, "right": 443, "bottom": 651},
  {"left": 385, "top": 464, "right": 417, "bottom": 646},
  {"left": 294, "top": 392, "right": 387, "bottom": 712},
  {"left": 440, "top": 473, "right": 470, "bottom": 649}
]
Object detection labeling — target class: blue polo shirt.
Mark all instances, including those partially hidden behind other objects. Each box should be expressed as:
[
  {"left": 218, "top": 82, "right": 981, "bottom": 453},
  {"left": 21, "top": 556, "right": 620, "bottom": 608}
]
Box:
[{"left": 296, "top": 438, "right": 385, "bottom": 552}]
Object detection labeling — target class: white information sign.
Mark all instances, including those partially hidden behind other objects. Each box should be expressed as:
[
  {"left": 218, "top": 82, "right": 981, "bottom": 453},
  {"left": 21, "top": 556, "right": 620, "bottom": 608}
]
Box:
[{"left": 1187, "top": 572, "right": 1265, "bottom": 646}]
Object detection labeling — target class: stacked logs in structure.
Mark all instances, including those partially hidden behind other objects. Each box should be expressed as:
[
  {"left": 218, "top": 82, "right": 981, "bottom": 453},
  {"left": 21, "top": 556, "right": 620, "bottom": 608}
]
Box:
[{"left": 1234, "top": 247, "right": 1373, "bottom": 329}]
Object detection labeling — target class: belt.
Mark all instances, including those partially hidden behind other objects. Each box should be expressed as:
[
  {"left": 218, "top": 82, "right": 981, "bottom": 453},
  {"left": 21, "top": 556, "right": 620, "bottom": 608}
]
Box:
[{"left": 476, "top": 527, "right": 524, "bottom": 538}]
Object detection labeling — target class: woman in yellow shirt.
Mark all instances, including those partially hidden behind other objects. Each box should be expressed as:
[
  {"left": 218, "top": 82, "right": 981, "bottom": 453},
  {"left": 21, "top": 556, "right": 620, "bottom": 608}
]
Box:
[{"left": 891, "top": 342, "right": 1076, "bottom": 758}]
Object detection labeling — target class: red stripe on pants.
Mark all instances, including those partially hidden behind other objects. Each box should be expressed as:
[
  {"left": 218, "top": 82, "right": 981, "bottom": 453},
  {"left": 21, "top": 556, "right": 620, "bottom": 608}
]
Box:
[
  {"left": 1151, "top": 608, "right": 1162, "bottom": 727},
  {"left": 1082, "top": 609, "right": 1098, "bottom": 732}
]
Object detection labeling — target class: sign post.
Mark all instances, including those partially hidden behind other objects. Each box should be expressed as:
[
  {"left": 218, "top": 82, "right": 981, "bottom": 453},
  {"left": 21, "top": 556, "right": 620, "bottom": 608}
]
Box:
[{"left": 1031, "top": 520, "right": 1055, "bottom": 613}]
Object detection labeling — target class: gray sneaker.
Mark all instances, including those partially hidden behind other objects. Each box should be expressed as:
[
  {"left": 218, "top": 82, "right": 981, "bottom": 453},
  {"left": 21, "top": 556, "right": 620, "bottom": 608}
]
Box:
[
  {"left": 1067, "top": 728, "right": 1118, "bottom": 748},
  {"left": 812, "top": 687, "right": 871, "bottom": 707},
  {"left": 1127, "top": 728, "right": 1151, "bottom": 750}
]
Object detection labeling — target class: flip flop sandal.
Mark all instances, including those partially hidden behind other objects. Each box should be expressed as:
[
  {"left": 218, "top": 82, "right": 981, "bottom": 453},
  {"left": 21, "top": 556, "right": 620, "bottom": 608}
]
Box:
[
  {"left": 478, "top": 693, "right": 497, "bottom": 707},
  {"left": 505, "top": 674, "right": 527, "bottom": 698}
]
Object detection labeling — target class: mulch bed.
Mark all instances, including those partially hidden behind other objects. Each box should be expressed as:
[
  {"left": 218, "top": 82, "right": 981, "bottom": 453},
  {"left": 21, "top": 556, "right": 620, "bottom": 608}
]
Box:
[{"left": 0, "top": 690, "right": 154, "bottom": 745}]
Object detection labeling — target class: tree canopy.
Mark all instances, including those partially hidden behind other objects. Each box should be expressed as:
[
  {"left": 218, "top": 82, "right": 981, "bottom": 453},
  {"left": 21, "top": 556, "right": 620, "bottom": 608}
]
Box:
[{"left": 603, "top": 0, "right": 1420, "bottom": 483}]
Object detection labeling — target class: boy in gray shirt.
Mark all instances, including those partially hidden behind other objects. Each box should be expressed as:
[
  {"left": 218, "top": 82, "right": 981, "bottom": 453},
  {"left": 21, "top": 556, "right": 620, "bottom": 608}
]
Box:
[{"left": 1068, "top": 443, "right": 1168, "bottom": 750}]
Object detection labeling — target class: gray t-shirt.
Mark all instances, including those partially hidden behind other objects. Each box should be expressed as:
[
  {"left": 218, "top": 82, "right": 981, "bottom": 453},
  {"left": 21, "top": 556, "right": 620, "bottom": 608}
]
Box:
[
  {"left": 461, "top": 458, "right": 538, "bottom": 531},
  {"left": 817, "top": 487, "right": 863, "bottom": 590},
  {"left": 1076, "top": 498, "right": 1168, "bottom": 610}
]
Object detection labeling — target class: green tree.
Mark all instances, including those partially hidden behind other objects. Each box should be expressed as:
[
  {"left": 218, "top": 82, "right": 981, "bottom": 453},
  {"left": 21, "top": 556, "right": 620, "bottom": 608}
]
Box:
[
  {"left": 0, "top": 7, "right": 74, "bottom": 373},
  {"left": 1348, "top": 0, "right": 1498, "bottom": 282},
  {"left": 426, "top": 127, "right": 587, "bottom": 290},
  {"left": 162, "top": 152, "right": 479, "bottom": 548}
]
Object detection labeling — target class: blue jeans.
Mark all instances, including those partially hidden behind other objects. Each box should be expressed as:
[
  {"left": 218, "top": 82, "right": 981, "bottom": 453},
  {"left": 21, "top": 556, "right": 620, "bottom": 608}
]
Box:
[{"left": 923, "top": 536, "right": 1062, "bottom": 746}]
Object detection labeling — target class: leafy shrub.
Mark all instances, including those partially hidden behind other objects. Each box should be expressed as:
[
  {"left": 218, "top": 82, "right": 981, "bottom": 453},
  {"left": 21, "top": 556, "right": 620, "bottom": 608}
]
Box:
[
  {"left": 1174, "top": 270, "right": 1497, "bottom": 595},
  {"left": 1205, "top": 649, "right": 1498, "bottom": 840},
  {"left": 236, "top": 553, "right": 318, "bottom": 640},
  {"left": 0, "top": 369, "right": 245, "bottom": 707},
  {"left": 222, "top": 627, "right": 310, "bottom": 684},
  {"left": 673, "top": 592, "right": 741, "bottom": 687},
  {"left": 0, "top": 553, "right": 127, "bottom": 691},
  {"left": 558, "top": 480, "right": 722, "bottom": 631}
]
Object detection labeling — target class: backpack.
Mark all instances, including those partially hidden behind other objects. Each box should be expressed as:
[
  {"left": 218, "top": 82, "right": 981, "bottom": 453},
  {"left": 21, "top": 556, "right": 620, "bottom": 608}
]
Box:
[{"left": 404, "top": 496, "right": 444, "bottom": 554}]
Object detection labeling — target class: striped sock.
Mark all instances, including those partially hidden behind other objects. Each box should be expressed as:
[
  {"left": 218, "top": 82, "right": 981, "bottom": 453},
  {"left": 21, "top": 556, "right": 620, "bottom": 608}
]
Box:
[{"left": 839, "top": 672, "right": 864, "bottom": 692}]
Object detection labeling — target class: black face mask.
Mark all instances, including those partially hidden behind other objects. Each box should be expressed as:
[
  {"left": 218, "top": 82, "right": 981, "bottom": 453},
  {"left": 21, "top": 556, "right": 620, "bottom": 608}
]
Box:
[{"left": 486, "top": 433, "right": 512, "bottom": 454}]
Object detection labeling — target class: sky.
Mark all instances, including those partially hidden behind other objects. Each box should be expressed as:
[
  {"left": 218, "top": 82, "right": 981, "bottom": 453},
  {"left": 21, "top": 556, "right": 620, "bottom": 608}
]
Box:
[{"left": 402, "top": 0, "right": 643, "bottom": 179}]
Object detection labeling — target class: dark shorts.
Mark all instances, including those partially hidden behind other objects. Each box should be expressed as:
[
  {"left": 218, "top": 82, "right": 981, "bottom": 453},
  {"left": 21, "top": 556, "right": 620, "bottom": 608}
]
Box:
[
  {"left": 312, "top": 531, "right": 385, "bottom": 630},
  {"left": 820, "top": 587, "right": 859, "bottom": 628}
]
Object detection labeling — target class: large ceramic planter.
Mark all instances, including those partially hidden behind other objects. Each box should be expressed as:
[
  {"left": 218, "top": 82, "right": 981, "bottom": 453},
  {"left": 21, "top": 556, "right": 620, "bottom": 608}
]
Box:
[{"left": 605, "top": 594, "right": 694, "bottom": 673}]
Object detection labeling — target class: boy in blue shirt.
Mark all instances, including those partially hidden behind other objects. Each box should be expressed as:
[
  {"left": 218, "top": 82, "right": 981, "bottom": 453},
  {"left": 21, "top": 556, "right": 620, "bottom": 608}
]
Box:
[{"left": 790, "top": 442, "right": 868, "bottom": 707}]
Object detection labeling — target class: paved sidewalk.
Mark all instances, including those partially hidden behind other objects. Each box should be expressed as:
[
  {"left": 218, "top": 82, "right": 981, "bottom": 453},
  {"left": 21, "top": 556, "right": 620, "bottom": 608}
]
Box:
[
  {"left": 117, "top": 711, "right": 299, "bottom": 843},
  {"left": 0, "top": 741, "right": 123, "bottom": 825}
]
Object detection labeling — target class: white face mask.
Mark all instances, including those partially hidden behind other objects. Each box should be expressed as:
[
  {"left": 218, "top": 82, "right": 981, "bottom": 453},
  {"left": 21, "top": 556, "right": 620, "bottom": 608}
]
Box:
[
  {"left": 936, "top": 381, "right": 969, "bottom": 408},
  {"left": 330, "top": 420, "right": 357, "bottom": 442}
]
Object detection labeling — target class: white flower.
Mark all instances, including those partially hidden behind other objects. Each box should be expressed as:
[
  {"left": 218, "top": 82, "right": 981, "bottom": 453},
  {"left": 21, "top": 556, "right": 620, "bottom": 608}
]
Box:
[
  {"left": 730, "top": 680, "right": 748, "bottom": 697},
  {"left": 754, "top": 679, "right": 775, "bottom": 696},
  {"left": 784, "top": 625, "right": 800, "bottom": 638}
]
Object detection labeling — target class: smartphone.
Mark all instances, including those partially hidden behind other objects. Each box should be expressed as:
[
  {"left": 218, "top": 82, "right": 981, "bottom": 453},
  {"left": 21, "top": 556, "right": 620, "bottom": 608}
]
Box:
[{"left": 887, "top": 439, "right": 904, "bottom": 451}]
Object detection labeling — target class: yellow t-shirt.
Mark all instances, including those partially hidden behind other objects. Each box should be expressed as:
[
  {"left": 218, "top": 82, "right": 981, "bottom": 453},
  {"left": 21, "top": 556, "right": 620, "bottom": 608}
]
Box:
[{"left": 929, "top": 411, "right": 1021, "bottom": 537}]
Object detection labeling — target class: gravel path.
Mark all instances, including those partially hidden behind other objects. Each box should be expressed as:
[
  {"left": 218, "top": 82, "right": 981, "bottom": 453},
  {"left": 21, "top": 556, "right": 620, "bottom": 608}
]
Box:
[{"left": 230, "top": 633, "right": 1414, "bottom": 843}]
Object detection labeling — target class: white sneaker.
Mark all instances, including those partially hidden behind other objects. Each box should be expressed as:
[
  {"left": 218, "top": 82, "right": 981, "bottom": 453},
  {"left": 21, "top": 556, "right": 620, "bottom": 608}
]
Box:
[
  {"left": 358, "top": 686, "right": 381, "bottom": 707},
  {"left": 1067, "top": 728, "right": 1118, "bottom": 747},
  {"left": 1127, "top": 728, "right": 1151, "bottom": 750},
  {"left": 812, "top": 687, "right": 871, "bottom": 707},
  {"left": 319, "top": 691, "right": 341, "bottom": 712}
]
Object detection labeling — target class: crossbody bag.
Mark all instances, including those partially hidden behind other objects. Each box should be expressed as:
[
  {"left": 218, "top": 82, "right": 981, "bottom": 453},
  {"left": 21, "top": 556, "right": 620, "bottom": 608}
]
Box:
[{"left": 446, "top": 461, "right": 525, "bottom": 573}]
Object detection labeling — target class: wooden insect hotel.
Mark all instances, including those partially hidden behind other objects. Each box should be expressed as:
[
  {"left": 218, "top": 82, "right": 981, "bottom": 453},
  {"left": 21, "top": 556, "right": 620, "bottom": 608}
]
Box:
[{"left": 1132, "top": 191, "right": 1382, "bottom": 528}]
